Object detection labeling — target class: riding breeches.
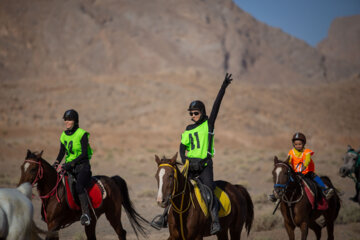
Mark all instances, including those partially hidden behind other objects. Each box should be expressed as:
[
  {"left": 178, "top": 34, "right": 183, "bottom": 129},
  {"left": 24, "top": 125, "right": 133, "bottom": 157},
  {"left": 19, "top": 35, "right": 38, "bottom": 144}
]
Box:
[
  {"left": 74, "top": 163, "right": 92, "bottom": 194},
  {"left": 197, "top": 159, "right": 215, "bottom": 191}
]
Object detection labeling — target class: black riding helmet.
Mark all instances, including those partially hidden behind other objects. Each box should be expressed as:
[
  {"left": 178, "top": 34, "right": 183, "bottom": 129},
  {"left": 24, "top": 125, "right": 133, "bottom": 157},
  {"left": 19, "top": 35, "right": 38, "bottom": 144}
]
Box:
[
  {"left": 292, "top": 132, "right": 306, "bottom": 145},
  {"left": 188, "top": 100, "right": 206, "bottom": 116},
  {"left": 63, "top": 109, "right": 79, "bottom": 124}
]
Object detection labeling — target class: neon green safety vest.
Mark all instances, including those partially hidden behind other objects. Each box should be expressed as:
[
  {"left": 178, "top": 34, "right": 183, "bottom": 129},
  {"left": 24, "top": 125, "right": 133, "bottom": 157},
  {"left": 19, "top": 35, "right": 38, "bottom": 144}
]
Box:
[
  {"left": 181, "top": 120, "right": 214, "bottom": 160},
  {"left": 60, "top": 128, "right": 93, "bottom": 163}
]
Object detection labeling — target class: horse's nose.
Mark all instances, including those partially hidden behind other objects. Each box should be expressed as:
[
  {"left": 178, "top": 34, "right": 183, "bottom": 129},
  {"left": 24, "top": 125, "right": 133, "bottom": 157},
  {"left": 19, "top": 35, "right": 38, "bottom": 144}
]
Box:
[{"left": 156, "top": 198, "right": 166, "bottom": 207}]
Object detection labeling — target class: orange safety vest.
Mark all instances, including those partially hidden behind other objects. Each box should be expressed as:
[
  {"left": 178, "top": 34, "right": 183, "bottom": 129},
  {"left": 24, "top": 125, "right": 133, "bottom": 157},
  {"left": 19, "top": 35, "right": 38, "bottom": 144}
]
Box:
[{"left": 288, "top": 148, "right": 315, "bottom": 174}]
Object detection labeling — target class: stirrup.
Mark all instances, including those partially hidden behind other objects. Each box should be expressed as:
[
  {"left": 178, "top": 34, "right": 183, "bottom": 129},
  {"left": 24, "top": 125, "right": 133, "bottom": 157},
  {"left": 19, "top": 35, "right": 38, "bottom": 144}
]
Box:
[
  {"left": 80, "top": 214, "right": 91, "bottom": 226},
  {"left": 210, "top": 221, "right": 221, "bottom": 235},
  {"left": 324, "top": 188, "right": 334, "bottom": 200},
  {"left": 151, "top": 215, "right": 167, "bottom": 230}
]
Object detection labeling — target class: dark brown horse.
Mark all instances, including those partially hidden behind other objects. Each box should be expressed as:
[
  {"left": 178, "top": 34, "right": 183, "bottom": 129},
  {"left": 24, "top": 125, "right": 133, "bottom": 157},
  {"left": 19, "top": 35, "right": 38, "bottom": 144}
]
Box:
[
  {"left": 272, "top": 156, "right": 340, "bottom": 240},
  {"left": 18, "top": 150, "right": 148, "bottom": 240},
  {"left": 339, "top": 145, "right": 360, "bottom": 203},
  {"left": 154, "top": 153, "right": 254, "bottom": 240}
]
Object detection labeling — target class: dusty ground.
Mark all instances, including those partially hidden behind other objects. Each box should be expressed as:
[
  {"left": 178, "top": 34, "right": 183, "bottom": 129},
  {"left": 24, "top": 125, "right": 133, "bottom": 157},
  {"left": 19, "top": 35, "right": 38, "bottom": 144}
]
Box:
[{"left": 1, "top": 116, "right": 359, "bottom": 240}]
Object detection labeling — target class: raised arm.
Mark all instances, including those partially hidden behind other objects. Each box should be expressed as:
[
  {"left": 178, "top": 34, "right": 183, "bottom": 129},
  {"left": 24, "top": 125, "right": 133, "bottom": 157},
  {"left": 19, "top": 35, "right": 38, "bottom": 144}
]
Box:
[{"left": 208, "top": 73, "right": 233, "bottom": 130}]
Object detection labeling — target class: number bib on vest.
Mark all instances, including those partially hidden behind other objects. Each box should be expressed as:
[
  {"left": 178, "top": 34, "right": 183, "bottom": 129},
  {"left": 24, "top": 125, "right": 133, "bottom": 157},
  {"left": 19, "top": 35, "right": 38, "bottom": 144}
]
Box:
[
  {"left": 181, "top": 120, "right": 214, "bottom": 159},
  {"left": 60, "top": 128, "right": 93, "bottom": 163}
]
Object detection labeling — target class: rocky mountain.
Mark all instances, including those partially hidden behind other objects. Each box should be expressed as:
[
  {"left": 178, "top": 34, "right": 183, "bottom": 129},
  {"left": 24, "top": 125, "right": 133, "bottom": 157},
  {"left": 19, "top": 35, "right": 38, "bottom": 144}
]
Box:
[
  {"left": 0, "top": 0, "right": 359, "bottom": 150},
  {"left": 317, "top": 15, "right": 360, "bottom": 65},
  {"left": 1, "top": 0, "right": 358, "bottom": 84}
]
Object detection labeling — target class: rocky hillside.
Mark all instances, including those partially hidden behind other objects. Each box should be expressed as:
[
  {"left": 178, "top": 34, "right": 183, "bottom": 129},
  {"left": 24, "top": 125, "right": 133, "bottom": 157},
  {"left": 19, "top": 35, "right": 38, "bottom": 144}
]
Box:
[
  {"left": 317, "top": 15, "right": 360, "bottom": 65},
  {"left": 1, "top": 0, "right": 359, "bottom": 84}
]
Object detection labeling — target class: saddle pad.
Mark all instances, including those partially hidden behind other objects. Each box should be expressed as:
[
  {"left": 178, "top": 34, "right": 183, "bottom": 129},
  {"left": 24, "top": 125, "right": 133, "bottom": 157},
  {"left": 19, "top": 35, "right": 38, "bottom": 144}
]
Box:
[
  {"left": 191, "top": 180, "right": 231, "bottom": 218},
  {"left": 302, "top": 179, "right": 328, "bottom": 210},
  {"left": 64, "top": 176, "right": 106, "bottom": 211}
]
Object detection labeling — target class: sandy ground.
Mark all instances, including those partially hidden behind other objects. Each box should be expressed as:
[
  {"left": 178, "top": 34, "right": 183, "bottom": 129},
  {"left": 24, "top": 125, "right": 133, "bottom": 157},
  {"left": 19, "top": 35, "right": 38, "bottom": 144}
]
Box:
[{"left": 1, "top": 126, "right": 359, "bottom": 240}]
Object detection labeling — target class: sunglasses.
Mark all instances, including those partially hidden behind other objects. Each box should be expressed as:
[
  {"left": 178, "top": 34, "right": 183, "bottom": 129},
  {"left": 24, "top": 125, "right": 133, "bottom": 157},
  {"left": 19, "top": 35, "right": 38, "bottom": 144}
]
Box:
[{"left": 189, "top": 111, "right": 200, "bottom": 116}]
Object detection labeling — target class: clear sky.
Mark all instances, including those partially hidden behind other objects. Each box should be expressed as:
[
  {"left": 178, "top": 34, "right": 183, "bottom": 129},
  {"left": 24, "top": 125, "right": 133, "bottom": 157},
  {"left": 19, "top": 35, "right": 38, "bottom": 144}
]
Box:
[{"left": 233, "top": 0, "right": 360, "bottom": 46}]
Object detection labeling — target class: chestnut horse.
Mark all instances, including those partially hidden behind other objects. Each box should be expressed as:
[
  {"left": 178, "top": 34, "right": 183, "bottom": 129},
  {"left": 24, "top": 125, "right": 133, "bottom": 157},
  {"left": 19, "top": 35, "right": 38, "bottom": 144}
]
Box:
[
  {"left": 18, "top": 150, "right": 148, "bottom": 240},
  {"left": 339, "top": 145, "right": 360, "bottom": 203},
  {"left": 272, "top": 156, "right": 340, "bottom": 240},
  {"left": 154, "top": 153, "right": 254, "bottom": 240}
]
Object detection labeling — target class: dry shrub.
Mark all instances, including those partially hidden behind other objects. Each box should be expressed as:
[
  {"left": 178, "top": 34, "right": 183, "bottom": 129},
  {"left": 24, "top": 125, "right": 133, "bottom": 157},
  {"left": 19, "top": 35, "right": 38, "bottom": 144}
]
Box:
[
  {"left": 336, "top": 202, "right": 360, "bottom": 224},
  {"left": 253, "top": 213, "right": 282, "bottom": 231}
]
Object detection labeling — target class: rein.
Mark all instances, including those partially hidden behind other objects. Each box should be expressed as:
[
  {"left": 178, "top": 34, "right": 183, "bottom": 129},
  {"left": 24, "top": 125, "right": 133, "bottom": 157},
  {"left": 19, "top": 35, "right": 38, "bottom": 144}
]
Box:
[
  {"left": 273, "top": 162, "right": 304, "bottom": 226},
  {"left": 158, "top": 161, "right": 194, "bottom": 240},
  {"left": 25, "top": 159, "right": 65, "bottom": 222}
]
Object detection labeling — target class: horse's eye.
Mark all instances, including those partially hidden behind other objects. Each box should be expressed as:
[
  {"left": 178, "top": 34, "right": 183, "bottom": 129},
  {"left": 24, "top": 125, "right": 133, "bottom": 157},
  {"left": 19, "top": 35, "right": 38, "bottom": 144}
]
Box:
[
  {"left": 30, "top": 168, "right": 37, "bottom": 173},
  {"left": 169, "top": 175, "right": 174, "bottom": 179}
]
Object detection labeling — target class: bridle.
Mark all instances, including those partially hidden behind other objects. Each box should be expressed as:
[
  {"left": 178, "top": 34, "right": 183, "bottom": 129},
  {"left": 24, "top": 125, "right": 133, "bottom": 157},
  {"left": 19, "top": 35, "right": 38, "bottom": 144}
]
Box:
[
  {"left": 273, "top": 162, "right": 305, "bottom": 226},
  {"left": 157, "top": 161, "right": 194, "bottom": 240},
  {"left": 343, "top": 150, "right": 360, "bottom": 185},
  {"left": 158, "top": 163, "right": 194, "bottom": 213},
  {"left": 273, "top": 162, "right": 303, "bottom": 204},
  {"left": 24, "top": 158, "right": 65, "bottom": 222}
]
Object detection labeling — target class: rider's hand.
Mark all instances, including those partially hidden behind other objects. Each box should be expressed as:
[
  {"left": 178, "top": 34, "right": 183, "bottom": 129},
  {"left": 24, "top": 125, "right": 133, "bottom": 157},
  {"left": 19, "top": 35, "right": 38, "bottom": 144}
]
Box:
[
  {"left": 52, "top": 161, "right": 59, "bottom": 169},
  {"left": 62, "top": 162, "right": 73, "bottom": 171},
  {"left": 223, "top": 73, "right": 233, "bottom": 86}
]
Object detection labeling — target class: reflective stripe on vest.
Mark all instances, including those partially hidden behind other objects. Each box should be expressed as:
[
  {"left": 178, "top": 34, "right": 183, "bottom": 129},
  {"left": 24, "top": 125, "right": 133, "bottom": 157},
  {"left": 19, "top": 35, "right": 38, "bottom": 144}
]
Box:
[{"left": 288, "top": 148, "right": 315, "bottom": 174}]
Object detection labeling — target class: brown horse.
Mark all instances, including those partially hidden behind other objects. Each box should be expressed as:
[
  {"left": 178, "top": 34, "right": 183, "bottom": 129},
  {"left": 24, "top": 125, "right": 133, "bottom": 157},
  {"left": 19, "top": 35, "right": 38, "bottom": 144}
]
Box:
[
  {"left": 154, "top": 153, "right": 254, "bottom": 240},
  {"left": 18, "top": 150, "right": 148, "bottom": 240},
  {"left": 272, "top": 156, "right": 340, "bottom": 240}
]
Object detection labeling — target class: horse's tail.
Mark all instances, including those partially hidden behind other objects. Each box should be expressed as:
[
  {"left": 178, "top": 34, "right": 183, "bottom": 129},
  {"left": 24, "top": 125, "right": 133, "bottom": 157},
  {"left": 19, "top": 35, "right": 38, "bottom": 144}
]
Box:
[
  {"left": 235, "top": 184, "right": 254, "bottom": 236},
  {"left": 111, "top": 175, "right": 149, "bottom": 239}
]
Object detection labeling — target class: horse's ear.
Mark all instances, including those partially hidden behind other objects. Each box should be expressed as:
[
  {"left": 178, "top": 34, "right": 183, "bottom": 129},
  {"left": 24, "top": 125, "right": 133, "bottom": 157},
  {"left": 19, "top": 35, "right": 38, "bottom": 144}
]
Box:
[
  {"left": 26, "top": 149, "right": 31, "bottom": 159},
  {"left": 274, "top": 156, "right": 280, "bottom": 164},
  {"left": 155, "top": 155, "right": 161, "bottom": 165},
  {"left": 37, "top": 150, "right": 44, "bottom": 158},
  {"left": 286, "top": 155, "right": 290, "bottom": 162},
  {"left": 170, "top": 152, "right": 178, "bottom": 165},
  {"left": 348, "top": 145, "right": 353, "bottom": 151}
]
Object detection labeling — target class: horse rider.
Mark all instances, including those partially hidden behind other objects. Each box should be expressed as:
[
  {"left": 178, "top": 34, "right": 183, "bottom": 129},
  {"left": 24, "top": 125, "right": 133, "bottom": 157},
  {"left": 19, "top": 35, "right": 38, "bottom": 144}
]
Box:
[
  {"left": 151, "top": 73, "right": 233, "bottom": 235},
  {"left": 53, "top": 109, "right": 93, "bottom": 226},
  {"left": 270, "top": 132, "right": 334, "bottom": 202}
]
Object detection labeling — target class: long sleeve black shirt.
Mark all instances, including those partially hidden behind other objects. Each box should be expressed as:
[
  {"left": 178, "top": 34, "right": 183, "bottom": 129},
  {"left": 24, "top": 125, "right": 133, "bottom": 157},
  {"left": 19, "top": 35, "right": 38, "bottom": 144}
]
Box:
[{"left": 180, "top": 81, "right": 230, "bottom": 163}]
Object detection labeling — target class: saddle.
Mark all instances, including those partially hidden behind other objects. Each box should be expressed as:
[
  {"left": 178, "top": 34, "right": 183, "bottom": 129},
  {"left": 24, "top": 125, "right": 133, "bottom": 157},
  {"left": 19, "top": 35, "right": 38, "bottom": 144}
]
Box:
[
  {"left": 64, "top": 174, "right": 106, "bottom": 211},
  {"left": 300, "top": 176, "right": 328, "bottom": 210},
  {"left": 191, "top": 179, "right": 231, "bottom": 218}
]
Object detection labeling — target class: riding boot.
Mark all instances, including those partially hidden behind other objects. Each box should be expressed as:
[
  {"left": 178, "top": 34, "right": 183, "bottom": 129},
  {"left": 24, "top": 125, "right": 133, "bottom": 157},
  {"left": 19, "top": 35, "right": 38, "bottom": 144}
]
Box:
[
  {"left": 151, "top": 205, "right": 169, "bottom": 230},
  {"left": 210, "top": 197, "right": 221, "bottom": 235},
  {"left": 78, "top": 193, "right": 91, "bottom": 226}
]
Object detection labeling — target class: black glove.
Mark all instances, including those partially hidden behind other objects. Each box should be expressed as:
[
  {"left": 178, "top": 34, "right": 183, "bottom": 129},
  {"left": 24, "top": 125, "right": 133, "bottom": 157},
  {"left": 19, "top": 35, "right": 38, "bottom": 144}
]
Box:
[
  {"left": 223, "top": 73, "right": 233, "bottom": 86},
  {"left": 52, "top": 161, "right": 59, "bottom": 169},
  {"left": 62, "top": 162, "right": 73, "bottom": 171}
]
